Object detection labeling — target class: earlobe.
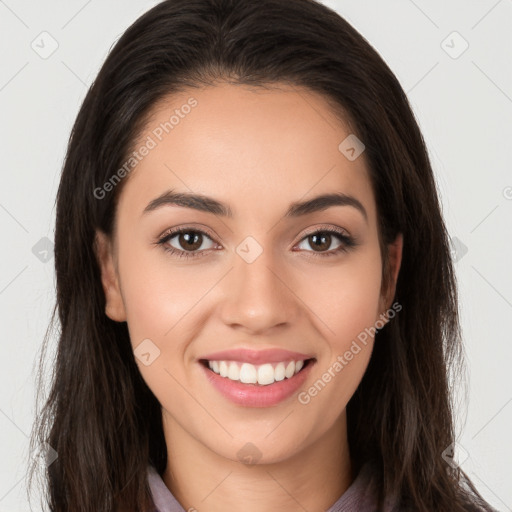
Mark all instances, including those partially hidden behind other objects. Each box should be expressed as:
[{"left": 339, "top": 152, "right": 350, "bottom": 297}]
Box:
[{"left": 94, "top": 230, "right": 127, "bottom": 322}]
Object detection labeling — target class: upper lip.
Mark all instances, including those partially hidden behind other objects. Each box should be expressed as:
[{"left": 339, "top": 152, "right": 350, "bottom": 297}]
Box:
[{"left": 199, "top": 348, "right": 314, "bottom": 365}]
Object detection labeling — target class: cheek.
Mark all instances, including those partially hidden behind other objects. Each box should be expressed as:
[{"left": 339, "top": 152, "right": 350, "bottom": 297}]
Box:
[
  {"left": 294, "top": 247, "right": 382, "bottom": 409},
  {"left": 298, "top": 248, "right": 383, "bottom": 350},
  {"left": 118, "top": 252, "right": 201, "bottom": 413},
  {"left": 116, "top": 243, "right": 215, "bottom": 401},
  {"left": 116, "top": 240, "right": 210, "bottom": 344}
]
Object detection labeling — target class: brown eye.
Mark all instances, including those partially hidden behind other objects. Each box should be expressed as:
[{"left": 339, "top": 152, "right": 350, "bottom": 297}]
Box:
[
  {"left": 298, "top": 231, "right": 344, "bottom": 253},
  {"left": 294, "top": 228, "right": 356, "bottom": 257},
  {"left": 177, "top": 231, "right": 203, "bottom": 251},
  {"left": 308, "top": 232, "right": 333, "bottom": 252},
  {"left": 160, "top": 229, "right": 217, "bottom": 254}
]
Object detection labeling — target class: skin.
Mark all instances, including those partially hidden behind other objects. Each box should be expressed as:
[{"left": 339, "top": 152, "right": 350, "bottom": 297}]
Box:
[{"left": 95, "top": 83, "right": 402, "bottom": 512}]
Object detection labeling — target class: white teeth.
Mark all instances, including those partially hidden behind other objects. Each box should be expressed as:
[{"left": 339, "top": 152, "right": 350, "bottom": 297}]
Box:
[
  {"left": 219, "top": 361, "right": 228, "bottom": 377},
  {"left": 240, "top": 363, "right": 257, "bottom": 384},
  {"left": 227, "top": 361, "right": 240, "bottom": 381},
  {"left": 257, "top": 363, "right": 274, "bottom": 385},
  {"left": 274, "top": 362, "right": 285, "bottom": 382},
  {"left": 207, "top": 359, "right": 308, "bottom": 386},
  {"left": 285, "top": 361, "right": 295, "bottom": 379}
]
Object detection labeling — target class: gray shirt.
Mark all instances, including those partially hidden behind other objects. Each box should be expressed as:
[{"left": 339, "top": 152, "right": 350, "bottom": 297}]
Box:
[{"left": 147, "top": 462, "right": 398, "bottom": 511}]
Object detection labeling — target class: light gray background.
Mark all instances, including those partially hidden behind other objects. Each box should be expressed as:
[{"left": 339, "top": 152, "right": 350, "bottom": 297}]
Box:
[{"left": 0, "top": 0, "right": 511, "bottom": 510}]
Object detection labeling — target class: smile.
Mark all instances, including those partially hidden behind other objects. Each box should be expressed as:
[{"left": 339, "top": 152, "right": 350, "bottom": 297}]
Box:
[
  {"left": 202, "top": 359, "right": 312, "bottom": 386},
  {"left": 199, "top": 358, "right": 316, "bottom": 407}
]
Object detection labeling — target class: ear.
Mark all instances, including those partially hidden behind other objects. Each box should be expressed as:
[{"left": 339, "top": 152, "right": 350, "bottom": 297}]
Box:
[
  {"left": 94, "top": 230, "right": 127, "bottom": 322},
  {"left": 379, "top": 233, "right": 403, "bottom": 314}
]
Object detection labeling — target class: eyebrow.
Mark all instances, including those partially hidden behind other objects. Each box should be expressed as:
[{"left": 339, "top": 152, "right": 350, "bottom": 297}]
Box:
[{"left": 142, "top": 189, "right": 368, "bottom": 222}]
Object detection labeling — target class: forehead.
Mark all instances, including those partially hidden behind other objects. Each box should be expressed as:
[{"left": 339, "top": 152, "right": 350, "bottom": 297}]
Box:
[{"left": 116, "top": 82, "right": 375, "bottom": 223}]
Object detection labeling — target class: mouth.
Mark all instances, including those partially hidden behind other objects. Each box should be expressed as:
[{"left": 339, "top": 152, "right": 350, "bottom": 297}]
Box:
[
  {"left": 199, "top": 357, "right": 316, "bottom": 386},
  {"left": 199, "top": 356, "right": 317, "bottom": 407}
]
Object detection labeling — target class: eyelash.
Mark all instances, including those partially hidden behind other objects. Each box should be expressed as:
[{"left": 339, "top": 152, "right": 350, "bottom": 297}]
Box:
[{"left": 155, "top": 225, "right": 357, "bottom": 260}]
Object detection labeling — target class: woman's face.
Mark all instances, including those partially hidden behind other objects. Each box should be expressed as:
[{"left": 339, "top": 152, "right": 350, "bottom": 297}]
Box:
[{"left": 96, "top": 83, "right": 401, "bottom": 465}]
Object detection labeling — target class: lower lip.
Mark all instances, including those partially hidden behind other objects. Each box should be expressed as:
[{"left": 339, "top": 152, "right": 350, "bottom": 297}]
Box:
[{"left": 199, "top": 360, "right": 315, "bottom": 407}]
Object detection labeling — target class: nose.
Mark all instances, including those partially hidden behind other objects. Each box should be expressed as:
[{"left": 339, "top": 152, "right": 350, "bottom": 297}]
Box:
[{"left": 218, "top": 245, "right": 299, "bottom": 335}]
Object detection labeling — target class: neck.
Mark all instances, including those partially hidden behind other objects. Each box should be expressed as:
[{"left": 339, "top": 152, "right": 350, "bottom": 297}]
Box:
[{"left": 162, "top": 411, "right": 353, "bottom": 512}]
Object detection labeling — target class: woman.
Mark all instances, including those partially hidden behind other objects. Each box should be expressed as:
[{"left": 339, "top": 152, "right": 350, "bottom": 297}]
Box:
[{"left": 29, "top": 0, "right": 497, "bottom": 510}]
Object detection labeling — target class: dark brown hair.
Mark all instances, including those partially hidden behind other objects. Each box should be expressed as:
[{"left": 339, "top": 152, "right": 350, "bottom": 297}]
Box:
[{"left": 29, "top": 0, "right": 496, "bottom": 510}]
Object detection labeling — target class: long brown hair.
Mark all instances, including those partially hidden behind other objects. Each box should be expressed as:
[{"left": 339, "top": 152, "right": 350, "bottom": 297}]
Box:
[{"left": 29, "top": 0, "right": 496, "bottom": 510}]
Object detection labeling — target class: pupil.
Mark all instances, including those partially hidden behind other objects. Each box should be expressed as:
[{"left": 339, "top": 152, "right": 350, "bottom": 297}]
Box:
[
  {"left": 181, "top": 232, "right": 201, "bottom": 250},
  {"left": 311, "top": 233, "right": 330, "bottom": 251}
]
